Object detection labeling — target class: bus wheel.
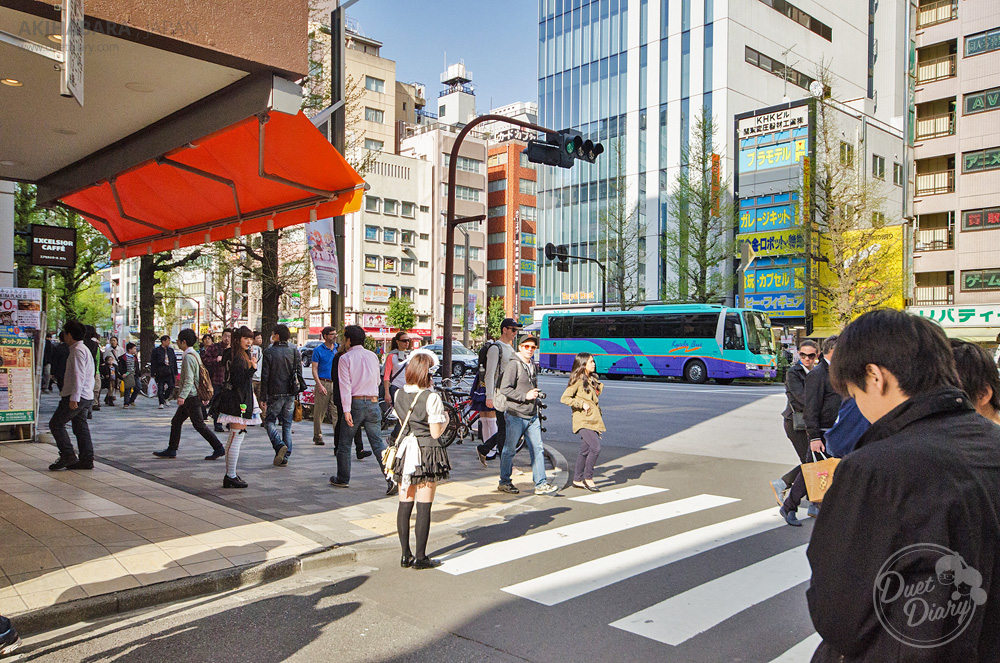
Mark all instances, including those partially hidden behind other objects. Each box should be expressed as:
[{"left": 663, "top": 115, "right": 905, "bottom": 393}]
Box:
[
  {"left": 684, "top": 360, "right": 708, "bottom": 384},
  {"left": 715, "top": 377, "right": 735, "bottom": 385}
]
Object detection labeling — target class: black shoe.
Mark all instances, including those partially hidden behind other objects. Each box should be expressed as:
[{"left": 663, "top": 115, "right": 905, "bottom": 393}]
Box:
[
  {"left": 497, "top": 483, "right": 520, "bottom": 494},
  {"left": 205, "top": 450, "right": 225, "bottom": 460},
  {"left": 357, "top": 449, "right": 372, "bottom": 460},
  {"left": 329, "top": 477, "right": 349, "bottom": 487},
  {"left": 66, "top": 459, "right": 94, "bottom": 470},
  {"left": 223, "top": 474, "right": 248, "bottom": 489},
  {"left": 314, "top": 437, "right": 326, "bottom": 445},
  {"left": 49, "top": 456, "right": 78, "bottom": 471},
  {"left": 386, "top": 481, "right": 399, "bottom": 496},
  {"left": 280, "top": 456, "right": 288, "bottom": 466},
  {"left": 274, "top": 444, "right": 288, "bottom": 466},
  {"left": 87, "top": 412, "right": 92, "bottom": 419},
  {"left": 214, "top": 424, "right": 226, "bottom": 433},
  {"left": 584, "top": 481, "right": 601, "bottom": 493},
  {"left": 153, "top": 449, "right": 177, "bottom": 459},
  {"left": 400, "top": 555, "right": 414, "bottom": 568},
  {"left": 412, "top": 557, "right": 442, "bottom": 570},
  {"left": 92, "top": 404, "right": 101, "bottom": 411}
]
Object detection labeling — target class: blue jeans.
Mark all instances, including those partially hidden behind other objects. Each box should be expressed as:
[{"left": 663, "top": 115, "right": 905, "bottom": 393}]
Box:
[
  {"left": 264, "top": 395, "right": 296, "bottom": 456},
  {"left": 500, "top": 413, "right": 547, "bottom": 489},
  {"left": 335, "top": 399, "right": 386, "bottom": 484}
]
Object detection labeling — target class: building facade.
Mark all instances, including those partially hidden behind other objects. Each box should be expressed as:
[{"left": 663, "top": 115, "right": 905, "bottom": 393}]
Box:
[{"left": 909, "top": 0, "right": 1000, "bottom": 342}]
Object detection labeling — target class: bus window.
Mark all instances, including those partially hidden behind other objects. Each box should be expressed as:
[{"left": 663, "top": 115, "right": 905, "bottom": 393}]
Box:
[
  {"left": 644, "top": 314, "right": 683, "bottom": 338},
  {"left": 573, "top": 317, "right": 601, "bottom": 339},
  {"left": 683, "top": 313, "right": 719, "bottom": 338},
  {"left": 606, "top": 316, "right": 643, "bottom": 338},
  {"left": 742, "top": 311, "right": 775, "bottom": 355},
  {"left": 548, "top": 316, "right": 571, "bottom": 338},
  {"left": 724, "top": 312, "right": 745, "bottom": 350}
]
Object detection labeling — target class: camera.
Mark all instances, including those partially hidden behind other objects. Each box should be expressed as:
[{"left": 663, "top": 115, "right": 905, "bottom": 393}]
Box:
[{"left": 536, "top": 392, "right": 547, "bottom": 400}]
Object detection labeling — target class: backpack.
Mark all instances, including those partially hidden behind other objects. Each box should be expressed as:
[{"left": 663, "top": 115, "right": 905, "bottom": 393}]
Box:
[{"left": 195, "top": 354, "right": 214, "bottom": 402}]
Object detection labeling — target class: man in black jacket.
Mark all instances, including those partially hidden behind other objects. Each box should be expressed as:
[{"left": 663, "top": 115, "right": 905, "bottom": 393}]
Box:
[
  {"left": 150, "top": 335, "right": 178, "bottom": 409},
  {"left": 261, "top": 324, "right": 303, "bottom": 466},
  {"left": 780, "top": 335, "right": 841, "bottom": 525},
  {"left": 807, "top": 309, "right": 1000, "bottom": 662}
]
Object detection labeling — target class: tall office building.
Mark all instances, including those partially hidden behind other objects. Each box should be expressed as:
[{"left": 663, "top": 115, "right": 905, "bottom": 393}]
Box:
[
  {"left": 908, "top": 0, "right": 1000, "bottom": 343},
  {"left": 535, "top": 0, "right": 910, "bottom": 314}
]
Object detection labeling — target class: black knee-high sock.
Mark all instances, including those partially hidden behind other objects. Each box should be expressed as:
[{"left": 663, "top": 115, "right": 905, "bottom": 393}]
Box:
[
  {"left": 414, "top": 501, "right": 433, "bottom": 560},
  {"left": 397, "top": 501, "right": 415, "bottom": 557}
]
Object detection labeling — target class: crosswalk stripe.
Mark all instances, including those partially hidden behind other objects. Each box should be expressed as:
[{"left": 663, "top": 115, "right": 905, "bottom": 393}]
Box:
[
  {"left": 438, "top": 494, "right": 740, "bottom": 576},
  {"left": 768, "top": 633, "right": 822, "bottom": 662},
  {"left": 503, "top": 508, "right": 785, "bottom": 606},
  {"left": 610, "top": 544, "right": 811, "bottom": 646},
  {"left": 568, "top": 484, "right": 668, "bottom": 505}
]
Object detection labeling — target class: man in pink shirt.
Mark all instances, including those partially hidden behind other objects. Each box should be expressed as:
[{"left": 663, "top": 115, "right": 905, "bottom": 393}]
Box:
[{"left": 331, "top": 326, "right": 394, "bottom": 494}]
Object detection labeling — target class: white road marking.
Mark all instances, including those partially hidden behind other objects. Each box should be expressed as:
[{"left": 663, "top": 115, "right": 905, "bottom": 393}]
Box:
[
  {"left": 768, "top": 633, "right": 823, "bottom": 662},
  {"left": 609, "top": 544, "right": 811, "bottom": 646},
  {"left": 567, "top": 484, "right": 668, "bottom": 505},
  {"left": 437, "top": 494, "right": 739, "bottom": 576},
  {"left": 503, "top": 509, "right": 785, "bottom": 606}
]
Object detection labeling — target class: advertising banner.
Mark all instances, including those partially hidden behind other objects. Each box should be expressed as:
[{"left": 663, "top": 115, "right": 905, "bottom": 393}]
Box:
[
  {"left": 742, "top": 292, "right": 806, "bottom": 316},
  {"left": 363, "top": 285, "right": 390, "bottom": 303},
  {"left": 910, "top": 305, "right": 1000, "bottom": 328},
  {"left": 0, "top": 288, "right": 42, "bottom": 328},
  {"left": 735, "top": 229, "right": 805, "bottom": 258},
  {"left": 739, "top": 202, "right": 797, "bottom": 233},
  {"left": 306, "top": 217, "right": 341, "bottom": 292},
  {"left": 0, "top": 335, "right": 35, "bottom": 424},
  {"left": 739, "top": 138, "right": 809, "bottom": 174},
  {"left": 744, "top": 266, "right": 804, "bottom": 294}
]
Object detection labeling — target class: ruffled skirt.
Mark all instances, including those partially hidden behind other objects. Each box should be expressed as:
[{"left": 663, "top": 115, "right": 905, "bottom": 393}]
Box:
[
  {"left": 392, "top": 444, "right": 451, "bottom": 484},
  {"left": 217, "top": 392, "right": 263, "bottom": 425}
]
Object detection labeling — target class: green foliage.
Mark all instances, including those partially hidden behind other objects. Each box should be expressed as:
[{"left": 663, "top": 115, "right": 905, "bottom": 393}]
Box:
[
  {"left": 486, "top": 297, "right": 507, "bottom": 340},
  {"left": 363, "top": 335, "right": 378, "bottom": 353},
  {"left": 72, "top": 275, "right": 113, "bottom": 329},
  {"left": 386, "top": 297, "right": 416, "bottom": 332}
]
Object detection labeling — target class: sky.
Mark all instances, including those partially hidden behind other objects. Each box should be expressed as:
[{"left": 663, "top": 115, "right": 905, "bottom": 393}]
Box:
[{"left": 338, "top": 0, "right": 539, "bottom": 112}]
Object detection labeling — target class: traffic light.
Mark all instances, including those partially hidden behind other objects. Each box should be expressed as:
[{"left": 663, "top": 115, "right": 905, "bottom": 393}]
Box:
[
  {"left": 526, "top": 130, "right": 604, "bottom": 168},
  {"left": 544, "top": 242, "right": 570, "bottom": 272}
]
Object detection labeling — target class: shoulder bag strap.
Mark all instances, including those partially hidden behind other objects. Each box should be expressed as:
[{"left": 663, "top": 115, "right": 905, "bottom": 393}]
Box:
[{"left": 395, "top": 390, "right": 425, "bottom": 444}]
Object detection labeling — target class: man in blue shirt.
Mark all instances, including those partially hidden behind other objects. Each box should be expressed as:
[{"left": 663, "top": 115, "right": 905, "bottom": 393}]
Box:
[{"left": 311, "top": 326, "right": 339, "bottom": 445}]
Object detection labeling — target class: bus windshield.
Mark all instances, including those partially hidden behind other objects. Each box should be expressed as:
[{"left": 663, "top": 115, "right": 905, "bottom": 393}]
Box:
[{"left": 742, "top": 311, "right": 775, "bottom": 356}]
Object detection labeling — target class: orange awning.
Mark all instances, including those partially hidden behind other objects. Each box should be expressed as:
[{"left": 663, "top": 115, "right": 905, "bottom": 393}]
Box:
[{"left": 59, "top": 111, "right": 365, "bottom": 260}]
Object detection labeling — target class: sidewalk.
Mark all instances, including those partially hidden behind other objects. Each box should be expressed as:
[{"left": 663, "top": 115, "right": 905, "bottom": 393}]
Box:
[{"left": 0, "top": 391, "right": 563, "bottom": 623}]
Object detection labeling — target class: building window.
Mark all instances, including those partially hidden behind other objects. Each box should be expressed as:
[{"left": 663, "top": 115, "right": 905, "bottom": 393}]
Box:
[
  {"left": 872, "top": 211, "right": 886, "bottom": 226},
  {"left": 488, "top": 179, "right": 507, "bottom": 193},
  {"left": 488, "top": 286, "right": 505, "bottom": 298},
  {"left": 439, "top": 104, "right": 446, "bottom": 116},
  {"left": 365, "top": 75, "right": 385, "bottom": 93},
  {"left": 454, "top": 185, "right": 481, "bottom": 202},
  {"left": 758, "top": 0, "right": 832, "bottom": 41},
  {"left": 419, "top": 260, "right": 429, "bottom": 268},
  {"left": 456, "top": 246, "right": 481, "bottom": 261},
  {"left": 744, "top": 46, "right": 815, "bottom": 91},
  {"left": 453, "top": 274, "right": 465, "bottom": 289},
  {"left": 401, "top": 287, "right": 414, "bottom": 300},
  {"left": 364, "top": 225, "right": 380, "bottom": 241},
  {"left": 840, "top": 142, "right": 855, "bottom": 167},
  {"left": 401, "top": 202, "right": 415, "bottom": 217},
  {"left": 963, "top": 146, "right": 1000, "bottom": 173},
  {"left": 961, "top": 207, "right": 1000, "bottom": 231},
  {"left": 962, "top": 268, "right": 1000, "bottom": 291},
  {"left": 383, "top": 257, "right": 397, "bottom": 273},
  {"left": 488, "top": 152, "right": 508, "bottom": 167},
  {"left": 419, "top": 205, "right": 429, "bottom": 213},
  {"left": 488, "top": 232, "right": 507, "bottom": 244},
  {"left": 965, "top": 28, "right": 1000, "bottom": 57},
  {"left": 401, "top": 230, "right": 415, "bottom": 246},
  {"left": 419, "top": 233, "right": 429, "bottom": 240},
  {"left": 893, "top": 162, "right": 904, "bottom": 186},
  {"left": 519, "top": 205, "right": 538, "bottom": 221},
  {"left": 469, "top": 247, "right": 480, "bottom": 261},
  {"left": 487, "top": 259, "right": 505, "bottom": 271},
  {"left": 445, "top": 155, "right": 483, "bottom": 173},
  {"left": 365, "top": 255, "right": 379, "bottom": 271},
  {"left": 401, "top": 258, "right": 415, "bottom": 274},
  {"left": 488, "top": 204, "right": 507, "bottom": 218},
  {"left": 365, "top": 196, "right": 380, "bottom": 213},
  {"left": 419, "top": 289, "right": 429, "bottom": 296},
  {"left": 519, "top": 151, "right": 534, "bottom": 169},
  {"left": 383, "top": 228, "right": 397, "bottom": 243},
  {"left": 965, "top": 86, "right": 1000, "bottom": 115},
  {"left": 364, "top": 138, "right": 384, "bottom": 152},
  {"left": 383, "top": 199, "right": 398, "bottom": 215},
  {"left": 518, "top": 179, "right": 537, "bottom": 195},
  {"left": 182, "top": 282, "right": 204, "bottom": 296},
  {"left": 872, "top": 154, "right": 886, "bottom": 180}
]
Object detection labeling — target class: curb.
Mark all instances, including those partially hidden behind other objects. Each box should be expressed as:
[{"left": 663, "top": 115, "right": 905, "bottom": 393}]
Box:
[{"left": 12, "top": 545, "right": 359, "bottom": 637}]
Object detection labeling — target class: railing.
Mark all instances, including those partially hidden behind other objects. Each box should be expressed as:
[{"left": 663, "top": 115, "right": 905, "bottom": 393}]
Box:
[
  {"left": 914, "top": 227, "right": 953, "bottom": 251},
  {"left": 415, "top": 108, "right": 438, "bottom": 120},
  {"left": 915, "top": 168, "right": 955, "bottom": 195},
  {"left": 917, "top": 0, "right": 957, "bottom": 28},
  {"left": 916, "top": 53, "right": 957, "bottom": 83},
  {"left": 915, "top": 111, "right": 956, "bottom": 140},
  {"left": 913, "top": 285, "right": 954, "bottom": 305}
]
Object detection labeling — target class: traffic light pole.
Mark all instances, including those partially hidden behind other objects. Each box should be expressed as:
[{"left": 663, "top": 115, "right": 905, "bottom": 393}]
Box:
[
  {"left": 547, "top": 244, "right": 607, "bottom": 312},
  {"left": 442, "top": 114, "right": 564, "bottom": 378}
]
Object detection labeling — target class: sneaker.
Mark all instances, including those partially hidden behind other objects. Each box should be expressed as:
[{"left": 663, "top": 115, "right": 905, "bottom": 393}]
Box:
[
  {"left": 807, "top": 503, "right": 820, "bottom": 518},
  {"left": 123, "top": 404, "right": 129, "bottom": 409},
  {"left": 534, "top": 482, "right": 558, "bottom": 496},
  {"left": 770, "top": 479, "right": 789, "bottom": 506},
  {"left": 273, "top": 444, "right": 288, "bottom": 467},
  {"left": 477, "top": 451, "right": 488, "bottom": 468},
  {"left": 279, "top": 456, "right": 288, "bottom": 466},
  {"left": 329, "top": 477, "right": 349, "bottom": 487},
  {"left": 497, "top": 482, "right": 520, "bottom": 494},
  {"left": 158, "top": 404, "right": 165, "bottom": 410},
  {"left": 314, "top": 437, "right": 326, "bottom": 445},
  {"left": 779, "top": 506, "right": 802, "bottom": 527},
  {"left": 386, "top": 480, "right": 399, "bottom": 496},
  {"left": 357, "top": 450, "right": 373, "bottom": 460},
  {"left": 48, "top": 456, "right": 78, "bottom": 471},
  {"left": 66, "top": 459, "right": 94, "bottom": 470},
  {"left": 0, "top": 621, "right": 22, "bottom": 657},
  {"left": 153, "top": 449, "right": 177, "bottom": 459}
]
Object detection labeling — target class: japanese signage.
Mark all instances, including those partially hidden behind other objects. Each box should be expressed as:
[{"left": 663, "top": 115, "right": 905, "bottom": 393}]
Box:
[
  {"left": 964, "top": 28, "right": 1000, "bottom": 57},
  {"left": 962, "top": 146, "right": 1000, "bottom": 173},
  {"left": 363, "top": 285, "right": 390, "bottom": 303},
  {"left": 520, "top": 286, "right": 536, "bottom": 299},
  {"left": 910, "top": 305, "right": 1000, "bottom": 328},
  {"left": 739, "top": 202, "right": 796, "bottom": 233},
  {"left": 306, "top": 217, "right": 341, "bottom": 292},
  {"left": 0, "top": 288, "right": 42, "bottom": 328},
  {"left": 965, "top": 87, "right": 1000, "bottom": 115},
  {"left": 0, "top": 335, "right": 35, "bottom": 424},
  {"left": 520, "top": 259, "right": 536, "bottom": 274},
  {"left": 741, "top": 293, "right": 805, "bottom": 316},
  {"left": 737, "top": 106, "right": 810, "bottom": 139},
  {"left": 962, "top": 269, "right": 1000, "bottom": 291},
  {"left": 739, "top": 138, "right": 809, "bottom": 174},
  {"left": 61, "top": 0, "right": 84, "bottom": 106},
  {"left": 735, "top": 229, "right": 805, "bottom": 258},
  {"left": 744, "top": 266, "right": 804, "bottom": 294},
  {"left": 30, "top": 224, "right": 77, "bottom": 268},
  {"left": 493, "top": 127, "right": 535, "bottom": 143},
  {"left": 962, "top": 207, "right": 1000, "bottom": 231}
]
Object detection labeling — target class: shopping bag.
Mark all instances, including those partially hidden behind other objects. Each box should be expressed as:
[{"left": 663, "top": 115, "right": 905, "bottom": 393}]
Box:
[
  {"left": 293, "top": 399, "right": 303, "bottom": 422},
  {"left": 801, "top": 451, "right": 841, "bottom": 503}
]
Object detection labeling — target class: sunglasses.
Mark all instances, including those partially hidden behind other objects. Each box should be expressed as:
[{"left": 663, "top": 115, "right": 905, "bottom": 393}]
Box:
[
  {"left": 522, "top": 344, "right": 537, "bottom": 350},
  {"left": 400, "top": 339, "right": 412, "bottom": 343},
  {"left": 799, "top": 352, "right": 817, "bottom": 359}
]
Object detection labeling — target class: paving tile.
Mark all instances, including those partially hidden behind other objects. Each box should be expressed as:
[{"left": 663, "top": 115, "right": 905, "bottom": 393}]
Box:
[
  {"left": 52, "top": 544, "right": 113, "bottom": 567},
  {"left": 8, "top": 569, "right": 78, "bottom": 595},
  {"left": 0, "top": 549, "right": 62, "bottom": 576},
  {"left": 180, "top": 558, "right": 233, "bottom": 575},
  {"left": 18, "top": 585, "right": 88, "bottom": 610},
  {"left": 0, "top": 595, "right": 28, "bottom": 614},
  {"left": 80, "top": 576, "right": 142, "bottom": 597},
  {"left": 116, "top": 551, "right": 179, "bottom": 575},
  {"left": 65, "top": 558, "right": 131, "bottom": 584},
  {"left": 162, "top": 545, "right": 224, "bottom": 565},
  {"left": 134, "top": 566, "right": 190, "bottom": 586}
]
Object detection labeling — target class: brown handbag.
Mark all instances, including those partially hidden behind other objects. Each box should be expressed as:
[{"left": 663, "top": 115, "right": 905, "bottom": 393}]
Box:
[
  {"left": 293, "top": 399, "right": 303, "bottom": 422},
  {"left": 801, "top": 451, "right": 841, "bottom": 503}
]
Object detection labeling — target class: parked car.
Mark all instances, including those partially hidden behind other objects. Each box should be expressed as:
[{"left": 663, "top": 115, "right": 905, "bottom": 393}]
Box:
[
  {"left": 299, "top": 339, "right": 324, "bottom": 367},
  {"left": 422, "top": 341, "right": 479, "bottom": 378}
]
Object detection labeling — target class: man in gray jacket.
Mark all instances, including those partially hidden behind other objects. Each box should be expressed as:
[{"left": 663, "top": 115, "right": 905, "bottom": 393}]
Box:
[
  {"left": 498, "top": 335, "right": 558, "bottom": 495},
  {"left": 154, "top": 328, "right": 225, "bottom": 460},
  {"left": 476, "top": 318, "right": 521, "bottom": 465}
]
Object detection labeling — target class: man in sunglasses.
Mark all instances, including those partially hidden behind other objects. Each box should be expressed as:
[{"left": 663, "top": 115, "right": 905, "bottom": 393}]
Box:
[{"left": 771, "top": 339, "right": 819, "bottom": 508}]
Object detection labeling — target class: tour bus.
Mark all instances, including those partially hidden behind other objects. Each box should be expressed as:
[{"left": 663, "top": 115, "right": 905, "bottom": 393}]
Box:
[{"left": 539, "top": 304, "right": 777, "bottom": 383}]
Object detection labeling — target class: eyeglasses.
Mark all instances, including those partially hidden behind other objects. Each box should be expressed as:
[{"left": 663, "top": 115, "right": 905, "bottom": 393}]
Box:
[
  {"left": 799, "top": 352, "right": 817, "bottom": 359},
  {"left": 400, "top": 338, "right": 412, "bottom": 343},
  {"left": 522, "top": 344, "right": 537, "bottom": 350}
]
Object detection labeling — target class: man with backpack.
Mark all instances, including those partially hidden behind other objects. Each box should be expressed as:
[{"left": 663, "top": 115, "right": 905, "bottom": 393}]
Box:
[
  {"left": 475, "top": 318, "right": 522, "bottom": 467},
  {"left": 260, "top": 324, "right": 304, "bottom": 467},
  {"left": 153, "top": 328, "right": 225, "bottom": 460}
]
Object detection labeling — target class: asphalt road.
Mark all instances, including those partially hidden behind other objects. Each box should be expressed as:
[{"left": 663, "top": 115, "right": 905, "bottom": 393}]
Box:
[{"left": 21, "top": 377, "right": 821, "bottom": 663}]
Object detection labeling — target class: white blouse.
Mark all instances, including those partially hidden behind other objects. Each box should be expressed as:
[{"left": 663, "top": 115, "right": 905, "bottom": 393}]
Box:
[{"left": 401, "top": 384, "right": 447, "bottom": 424}]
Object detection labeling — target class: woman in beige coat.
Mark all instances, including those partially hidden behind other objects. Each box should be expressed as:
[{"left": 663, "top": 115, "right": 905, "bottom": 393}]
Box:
[{"left": 560, "top": 352, "right": 606, "bottom": 492}]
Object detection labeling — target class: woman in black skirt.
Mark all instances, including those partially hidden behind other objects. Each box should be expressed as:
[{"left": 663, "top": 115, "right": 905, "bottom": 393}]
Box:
[
  {"left": 213, "top": 326, "right": 260, "bottom": 489},
  {"left": 391, "top": 350, "right": 451, "bottom": 569}
]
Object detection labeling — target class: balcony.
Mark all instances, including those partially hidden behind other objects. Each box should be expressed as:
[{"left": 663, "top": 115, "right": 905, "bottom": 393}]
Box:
[
  {"left": 915, "top": 169, "right": 955, "bottom": 195},
  {"left": 916, "top": 54, "right": 957, "bottom": 83},
  {"left": 913, "top": 285, "right": 954, "bottom": 305},
  {"left": 917, "top": 0, "right": 958, "bottom": 28},
  {"left": 915, "top": 227, "right": 954, "bottom": 251},
  {"left": 915, "top": 111, "right": 956, "bottom": 140}
]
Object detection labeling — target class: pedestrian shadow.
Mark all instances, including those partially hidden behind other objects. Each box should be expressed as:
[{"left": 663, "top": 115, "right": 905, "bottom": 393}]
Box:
[
  {"left": 597, "top": 461, "right": 657, "bottom": 485},
  {"left": 428, "top": 506, "right": 570, "bottom": 559}
]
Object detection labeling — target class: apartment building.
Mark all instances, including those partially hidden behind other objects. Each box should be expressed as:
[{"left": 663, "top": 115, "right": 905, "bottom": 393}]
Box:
[{"left": 909, "top": 0, "right": 1000, "bottom": 342}]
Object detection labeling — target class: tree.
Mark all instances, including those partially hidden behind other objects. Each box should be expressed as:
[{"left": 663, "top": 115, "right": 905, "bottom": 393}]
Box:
[
  {"left": 486, "top": 296, "right": 506, "bottom": 340},
  {"left": 804, "top": 65, "right": 899, "bottom": 331},
  {"left": 661, "top": 109, "right": 738, "bottom": 303},
  {"left": 386, "top": 296, "right": 416, "bottom": 332},
  {"left": 138, "top": 249, "right": 203, "bottom": 366},
  {"left": 597, "top": 139, "right": 643, "bottom": 310},
  {"left": 470, "top": 303, "right": 486, "bottom": 344}
]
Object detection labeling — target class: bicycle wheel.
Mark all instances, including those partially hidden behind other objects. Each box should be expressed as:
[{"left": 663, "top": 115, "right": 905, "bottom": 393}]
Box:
[{"left": 439, "top": 403, "right": 460, "bottom": 448}]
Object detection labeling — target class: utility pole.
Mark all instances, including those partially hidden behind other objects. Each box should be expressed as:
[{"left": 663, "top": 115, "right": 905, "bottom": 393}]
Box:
[{"left": 457, "top": 225, "right": 471, "bottom": 348}]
